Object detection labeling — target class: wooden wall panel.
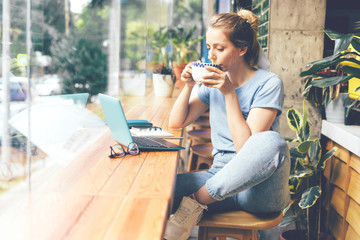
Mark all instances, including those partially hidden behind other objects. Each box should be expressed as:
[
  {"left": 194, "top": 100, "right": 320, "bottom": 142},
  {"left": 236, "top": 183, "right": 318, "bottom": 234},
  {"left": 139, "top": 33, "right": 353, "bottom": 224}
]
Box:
[
  {"left": 345, "top": 225, "right": 360, "bottom": 240},
  {"left": 328, "top": 208, "right": 344, "bottom": 240},
  {"left": 321, "top": 139, "right": 359, "bottom": 240},
  {"left": 348, "top": 170, "right": 360, "bottom": 205},
  {"left": 331, "top": 158, "right": 349, "bottom": 191},
  {"left": 323, "top": 155, "right": 332, "bottom": 180},
  {"left": 349, "top": 154, "right": 360, "bottom": 174},
  {"left": 333, "top": 145, "right": 351, "bottom": 164},
  {"left": 346, "top": 199, "right": 360, "bottom": 237},
  {"left": 330, "top": 186, "right": 347, "bottom": 217}
]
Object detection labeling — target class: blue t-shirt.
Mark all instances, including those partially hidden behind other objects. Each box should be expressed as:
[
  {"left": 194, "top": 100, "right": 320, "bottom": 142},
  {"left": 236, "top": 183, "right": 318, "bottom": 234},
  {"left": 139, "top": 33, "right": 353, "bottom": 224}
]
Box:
[{"left": 198, "top": 69, "right": 284, "bottom": 155}]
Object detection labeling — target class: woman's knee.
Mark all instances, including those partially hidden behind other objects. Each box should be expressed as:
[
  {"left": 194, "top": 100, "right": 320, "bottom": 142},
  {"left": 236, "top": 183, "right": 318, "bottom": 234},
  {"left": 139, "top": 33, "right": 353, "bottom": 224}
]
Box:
[
  {"left": 247, "top": 131, "right": 288, "bottom": 156},
  {"left": 249, "top": 131, "right": 285, "bottom": 144}
]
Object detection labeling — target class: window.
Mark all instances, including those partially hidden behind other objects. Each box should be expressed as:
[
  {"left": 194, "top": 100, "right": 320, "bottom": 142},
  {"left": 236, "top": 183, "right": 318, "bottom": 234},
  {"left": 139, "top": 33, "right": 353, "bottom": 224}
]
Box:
[{"left": 0, "top": 0, "right": 203, "bottom": 202}]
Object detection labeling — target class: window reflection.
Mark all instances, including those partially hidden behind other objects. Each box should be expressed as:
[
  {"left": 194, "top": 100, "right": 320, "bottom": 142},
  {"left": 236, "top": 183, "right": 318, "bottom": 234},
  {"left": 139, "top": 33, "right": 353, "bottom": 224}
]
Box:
[{"left": 0, "top": 0, "right": 205, "bottom": 201}]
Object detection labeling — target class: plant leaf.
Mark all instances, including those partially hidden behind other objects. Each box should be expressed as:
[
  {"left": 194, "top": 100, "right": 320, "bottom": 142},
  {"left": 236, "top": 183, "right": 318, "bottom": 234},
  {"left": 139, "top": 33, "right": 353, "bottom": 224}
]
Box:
[
  {"left": 299, "top": 121, "right": 311, "bottom": 142},
  {"left": 351, "top": 36, "right": 360, "bottom": 53},
  {"left": 324, "top": 29, "right": 354, "bottom": 54},
  {"left": 302, "top": 82, "right": 323, "bottom": 107},
  {"left": 335, "top": 35, "right": 354, "bottom": 54},
  {"left": 309, "top": 140, "right": 321, "bottom": 167},
  {"left": 299, "top": 100, "right": 310, "bottom": 141},
  {"left": 300, "top": 51, "right": 359, "bottom": 77},
  {"left": 304, "top": 121, "right": 310, "bottom": 141},
  {"left": 290, "top": 170, "right": 313, "bottom": 179},
  {"left": 299, "top": 186, "right": 322, "bottom": 209},
  {"left": 300, "top": 51, "right": 344, "bottom": 77},
  {"left": 298, "top": 140, "right": 315, "bottom": 153},
  {"left": 289, "top": 175, "right": 302, "bottom": 194},
  {"left": 285, "top": 137, "right": 299, "bottom": 143},
  {"left": 298, "top": 158, "right": 316, "bottom": 170},
  {"left": 310, "top": 75, "right": 353, "bottom": 88},
  {"left": 302, "top": 100, "right": 307, "bottom": 126},
  {"left": 317, "top": 147, "right": 337, "bottom": 171},
  {"left": 287, "top": 108, "right": 303, "bottom": 133},
  {"left": 290, "top": 147, "right": 306, "bottom": 159},
  {"left": 323, "top": 28, "right": 346, "bottom": 40},
  {"left": 322, "top": 88, "right": 331, "bottom": 105},
  {"left": 341, "top": 65, "right": 360, "bottom": 78}
]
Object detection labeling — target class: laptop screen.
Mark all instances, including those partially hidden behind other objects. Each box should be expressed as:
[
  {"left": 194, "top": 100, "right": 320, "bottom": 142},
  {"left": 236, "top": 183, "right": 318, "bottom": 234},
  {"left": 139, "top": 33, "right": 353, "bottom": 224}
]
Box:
[{"left": 98, "top": 94, "right": 134, "bottom": 146}]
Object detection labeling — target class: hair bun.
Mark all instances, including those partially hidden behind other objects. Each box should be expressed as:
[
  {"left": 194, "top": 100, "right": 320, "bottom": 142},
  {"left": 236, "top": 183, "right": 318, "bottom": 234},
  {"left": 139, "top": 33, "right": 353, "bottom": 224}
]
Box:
[{"left": 237, "top": 9, "right": 258, "bottom": 32}]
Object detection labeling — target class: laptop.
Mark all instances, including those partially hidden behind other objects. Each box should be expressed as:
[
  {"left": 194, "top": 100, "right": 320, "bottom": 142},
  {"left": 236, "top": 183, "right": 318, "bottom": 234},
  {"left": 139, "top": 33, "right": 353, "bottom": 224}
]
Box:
[{"left": 98, "top": 94, "right": 184, "bottom": 151}]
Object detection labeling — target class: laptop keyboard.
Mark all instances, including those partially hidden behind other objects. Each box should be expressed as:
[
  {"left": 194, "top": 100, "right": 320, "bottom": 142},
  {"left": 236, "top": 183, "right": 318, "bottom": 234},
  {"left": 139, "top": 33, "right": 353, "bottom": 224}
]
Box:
[{"left": 133, "top": 136, "right": 169, "bottom": 148}]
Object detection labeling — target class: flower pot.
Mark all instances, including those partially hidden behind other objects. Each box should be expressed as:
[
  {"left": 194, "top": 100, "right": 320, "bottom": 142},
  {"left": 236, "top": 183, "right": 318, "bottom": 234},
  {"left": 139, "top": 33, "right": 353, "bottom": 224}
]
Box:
[
  {"left": 152, "top": 73, "right": 175, "bottom": 97},
  {"left": 172, "top": 62, "right": 187, "bottom": 81},
  {"left": 325, "top": 93, "right": 348, "bottom": 123}
]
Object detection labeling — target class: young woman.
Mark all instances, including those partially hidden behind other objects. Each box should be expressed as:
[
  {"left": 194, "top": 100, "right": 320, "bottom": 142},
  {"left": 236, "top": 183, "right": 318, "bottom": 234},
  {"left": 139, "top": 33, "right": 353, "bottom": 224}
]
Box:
[{"left": 164, "top": 9, "right": 290, "bottom": 240}]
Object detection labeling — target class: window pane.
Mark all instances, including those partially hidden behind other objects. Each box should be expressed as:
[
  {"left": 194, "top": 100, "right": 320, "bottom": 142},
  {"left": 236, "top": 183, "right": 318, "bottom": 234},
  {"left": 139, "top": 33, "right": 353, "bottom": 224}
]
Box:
[{"left": 0, "top": 0, "right": 205, "bottom": 215}]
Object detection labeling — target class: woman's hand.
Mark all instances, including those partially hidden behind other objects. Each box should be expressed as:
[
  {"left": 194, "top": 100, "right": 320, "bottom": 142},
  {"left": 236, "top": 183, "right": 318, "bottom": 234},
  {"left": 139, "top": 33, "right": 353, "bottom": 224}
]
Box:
[
  {"left": 181, "top": 63, "right": 196, "bottom": 87},
  {"left": 200, "top": 66, "right": 235, "bottom": 95}
]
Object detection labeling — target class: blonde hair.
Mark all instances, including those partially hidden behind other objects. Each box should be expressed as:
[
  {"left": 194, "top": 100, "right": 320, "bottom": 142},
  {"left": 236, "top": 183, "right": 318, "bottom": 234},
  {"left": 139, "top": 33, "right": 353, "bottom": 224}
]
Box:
[{"left": 209, "top": 9, "right": 260, "bottom": 68}]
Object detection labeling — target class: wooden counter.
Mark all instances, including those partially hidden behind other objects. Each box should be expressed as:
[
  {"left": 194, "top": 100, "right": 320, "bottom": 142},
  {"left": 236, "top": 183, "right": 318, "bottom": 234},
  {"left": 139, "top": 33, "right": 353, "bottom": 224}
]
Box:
[
  {"left": 0, "top": 89, "right": 184, "bottom": 240},
  {"left": 321, "top": 120, "right": 360, "bottom": 157},
  {"left": 321, "top": 121, "right": 360, "bottom": 240}
]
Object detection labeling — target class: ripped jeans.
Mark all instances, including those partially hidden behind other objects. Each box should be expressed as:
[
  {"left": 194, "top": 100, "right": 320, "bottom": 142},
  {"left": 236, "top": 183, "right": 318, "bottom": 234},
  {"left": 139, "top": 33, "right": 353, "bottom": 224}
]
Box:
[{"left": 172, "top": 131, "right": 290, "bottom": 214}]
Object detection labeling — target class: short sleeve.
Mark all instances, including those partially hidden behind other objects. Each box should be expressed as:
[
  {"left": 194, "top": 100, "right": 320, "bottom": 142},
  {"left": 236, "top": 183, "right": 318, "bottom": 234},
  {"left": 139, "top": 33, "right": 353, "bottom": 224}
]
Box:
[
  {"left": 197, "top": 85, "right": 210, "bottom": 105},
  {"left": 251, "top": 76, "right": 284, "bottom": 116}
]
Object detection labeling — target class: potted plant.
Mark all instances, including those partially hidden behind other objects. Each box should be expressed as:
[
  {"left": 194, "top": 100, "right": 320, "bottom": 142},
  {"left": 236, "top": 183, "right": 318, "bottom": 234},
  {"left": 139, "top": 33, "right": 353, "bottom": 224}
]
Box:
[
  {"left": 133, "top": 26, "right": 175, "bottom": 97},
  {"left": 280, "top": 100, "right": 337, "bottom": 240},
  {"left": 301, "top": 29, "right": 360, "bottom": 123},
  {"left": 345, "top": 94, "right": 360, "bottom": 125},
  {"left": 148, "top": 27, "right": 175, "bottom": 97},
  {"left": 169, "top": 26, "right": 205, "bottom": 80},
  {"left": 143, "top": 27, "right": 171, "bottom": 73}
]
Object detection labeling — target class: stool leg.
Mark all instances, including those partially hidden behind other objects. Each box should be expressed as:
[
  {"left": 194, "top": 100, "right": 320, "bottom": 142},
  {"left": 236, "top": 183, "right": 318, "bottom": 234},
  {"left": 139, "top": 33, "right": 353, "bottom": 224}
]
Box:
[
  {"left": 187, "top": 137, "right": 193, "bottom": 155},
  {"left": 187, "top": 151, "right": 198, "bottom": 172},
  {"left": 197, "top": 226, "right": 208, "bottom": 240},
  {"left": 252, "top": 230, "right": 257, "bottom": 240},
  {"left": 198, "top": 227, "right": 225, "bottom": 240}
]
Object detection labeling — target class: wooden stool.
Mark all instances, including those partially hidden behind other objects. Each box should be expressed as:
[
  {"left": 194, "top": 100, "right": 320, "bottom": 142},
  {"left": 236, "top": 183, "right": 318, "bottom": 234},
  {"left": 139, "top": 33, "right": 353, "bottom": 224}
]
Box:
[
  {"left": 186, "top": 129, "right": 211, "bottom": 161},
  {"left": 200, "top": 111, "right": 210, "bottom": 118},
  {"left": 191, "top": 116, "right": 210, "bottom": 130},
  {"left": 197, "top": 210, "right": 283, "bottom": 240},
  {"left": 188, "top": 143, "right": 214, "bottom": 172},
  {"left": 187, "top": 129, "right": 211, "bottom": 146}
]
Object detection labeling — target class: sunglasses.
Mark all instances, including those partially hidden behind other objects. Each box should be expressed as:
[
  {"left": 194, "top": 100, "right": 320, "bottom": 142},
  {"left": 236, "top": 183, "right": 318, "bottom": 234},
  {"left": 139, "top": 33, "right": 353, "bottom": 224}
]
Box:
[{"left": 109, "top": 143, "right": 140, "bottom": 158}]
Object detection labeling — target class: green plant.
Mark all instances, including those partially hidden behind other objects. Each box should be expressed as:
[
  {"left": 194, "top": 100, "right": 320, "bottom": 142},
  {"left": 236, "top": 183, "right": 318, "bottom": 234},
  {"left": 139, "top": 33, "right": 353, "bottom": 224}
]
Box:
[
  {"left": 132, "top": 26, "right": 172, "bottom": 74},
  {"left": 169, "top": 26, "right": 204, "bottom": 64},
  {"left": 50, "top": 35, "right": 108, "bottom": 99},
  {"left": 125, "top": 21, "right": 147, "bottom": 71},
  {"left": 282, "top": 100, "right": 337, "bottom": 240},
  {"left": 302, "top": 30, "right": 360, "bottom": 106},
  {"left": 172, "top": 0, "right": 202, "bottom": 31}
]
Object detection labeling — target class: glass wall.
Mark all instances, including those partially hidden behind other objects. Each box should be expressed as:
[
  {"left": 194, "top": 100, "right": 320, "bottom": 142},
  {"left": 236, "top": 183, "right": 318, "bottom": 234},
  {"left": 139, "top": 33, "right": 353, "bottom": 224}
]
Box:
[{"left": 0, "top": 0, "right": 204, "bottom": 204}]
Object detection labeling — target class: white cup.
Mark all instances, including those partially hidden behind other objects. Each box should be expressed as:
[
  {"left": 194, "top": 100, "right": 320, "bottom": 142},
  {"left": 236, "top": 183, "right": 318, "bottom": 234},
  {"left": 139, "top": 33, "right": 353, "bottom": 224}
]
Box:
[{"left": 191, "top": 62, "right": 220, "bottom": 84}]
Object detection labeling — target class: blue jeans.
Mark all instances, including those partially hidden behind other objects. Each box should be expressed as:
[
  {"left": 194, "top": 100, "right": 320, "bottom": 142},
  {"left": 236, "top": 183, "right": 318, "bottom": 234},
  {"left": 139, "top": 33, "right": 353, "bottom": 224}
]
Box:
[{"left": 172, "top": 131, "right": 290, "bottom": 214}]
